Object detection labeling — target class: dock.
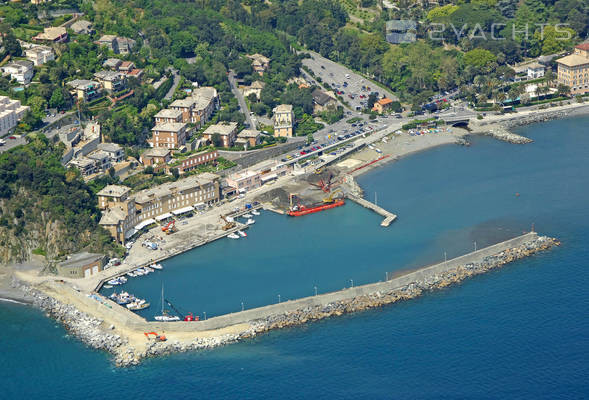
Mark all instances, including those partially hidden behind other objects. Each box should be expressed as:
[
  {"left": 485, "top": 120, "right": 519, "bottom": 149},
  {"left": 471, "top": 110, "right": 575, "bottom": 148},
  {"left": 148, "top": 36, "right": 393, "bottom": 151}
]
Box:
[{"left": 346, "top": 194, "right": 397, "bottom": 226}]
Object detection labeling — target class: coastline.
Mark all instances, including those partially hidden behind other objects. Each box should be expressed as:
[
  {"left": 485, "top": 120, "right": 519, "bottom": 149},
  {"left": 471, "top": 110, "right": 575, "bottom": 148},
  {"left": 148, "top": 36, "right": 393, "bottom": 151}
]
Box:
[
  {"left": 1, "top": 102, "right": 586, "bottom": 366},
  {"left": 15, "top": 233, "right": 559, "bottom": 366}
]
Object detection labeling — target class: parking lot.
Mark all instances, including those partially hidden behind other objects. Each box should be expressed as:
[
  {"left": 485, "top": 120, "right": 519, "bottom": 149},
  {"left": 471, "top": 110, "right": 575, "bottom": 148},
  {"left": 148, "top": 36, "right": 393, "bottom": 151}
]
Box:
[{"left": 302, "top": 50, "right": 398, "bottom": 112}]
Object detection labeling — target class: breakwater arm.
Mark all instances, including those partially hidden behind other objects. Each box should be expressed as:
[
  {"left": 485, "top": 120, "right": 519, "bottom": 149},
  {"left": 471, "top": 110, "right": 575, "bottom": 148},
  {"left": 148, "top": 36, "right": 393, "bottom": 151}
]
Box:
[{"left": 19, "top": 232, "right": 559, "bottom": 366}]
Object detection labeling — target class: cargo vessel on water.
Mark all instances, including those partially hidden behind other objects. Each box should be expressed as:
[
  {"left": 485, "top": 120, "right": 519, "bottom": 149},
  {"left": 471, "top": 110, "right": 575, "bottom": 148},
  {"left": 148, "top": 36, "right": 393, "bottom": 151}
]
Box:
[{"left": 287, "top": 199, "right": 345, "bottom": 217}]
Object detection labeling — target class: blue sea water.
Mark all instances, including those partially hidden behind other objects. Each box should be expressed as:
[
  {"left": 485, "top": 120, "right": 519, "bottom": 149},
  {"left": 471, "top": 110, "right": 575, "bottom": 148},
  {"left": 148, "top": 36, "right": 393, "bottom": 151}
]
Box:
[{"left": 2, "top": 116, "right": 589, "bottom": 399}]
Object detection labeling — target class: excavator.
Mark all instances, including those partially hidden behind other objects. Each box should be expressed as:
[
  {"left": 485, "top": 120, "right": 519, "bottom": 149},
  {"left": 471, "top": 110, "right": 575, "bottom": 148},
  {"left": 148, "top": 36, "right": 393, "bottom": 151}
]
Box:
[
  {"left": 323, "top": 189, "right": 343, "bottom": 204},
  {"left": 310, "top": 173, "right": 334, "bottom": 193},
  {"left": 161, "top": 220, "right": 177, "bottom": 234},
  {"left": 220, "top": 214, "right": 236, "bottom": 231},
  {"left": 162, "top": 219, "right": 178, "bottom": 235},
  {"left": 144, "top": 332, "right": 167, "bottom": 342}
]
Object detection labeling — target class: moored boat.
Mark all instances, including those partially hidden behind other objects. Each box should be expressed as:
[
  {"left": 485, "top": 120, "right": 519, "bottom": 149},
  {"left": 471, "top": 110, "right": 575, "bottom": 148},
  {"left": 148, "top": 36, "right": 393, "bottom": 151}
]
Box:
[
  {"left": 287, "top": 199, "right": 345, "bottom": 217},
  {"left": 238, "top": 230, "right": 247, "bottom": 237},
  {"left": 242, "top": 213, "right": 253, "bottom": 218},
  {"left": 151, "top": 263, "right": 163, "bottom": 270},
  {"left": 127, "top": 299, "right": 150, "bottom": 311},
  {"left": 227, "top": 233, "right": 239, "bottom": 239},
  {"left": 246, "top": 218, "right": 255, "bottom": 225},
  {"left": 251, "top": 209, "right": 260, "bottom": 216},
  {"left": 155, "top": 284, "right": 181, "bottom": 321}
]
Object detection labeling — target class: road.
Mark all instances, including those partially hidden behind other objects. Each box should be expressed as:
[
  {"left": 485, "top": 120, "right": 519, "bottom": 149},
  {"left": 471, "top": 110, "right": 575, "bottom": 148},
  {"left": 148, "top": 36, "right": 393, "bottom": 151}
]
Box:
[
  {"left": 228, "top": 70, "right": 257, "bottom": 130},
  {"left": 302, "top": 50, "right": 398, "bottom": 112},
  {"left": 164, "top": 69, "right": 181, "bottom": 101},
  {"left": 0, "top": 135, "right": 26, "bottom": 154}
]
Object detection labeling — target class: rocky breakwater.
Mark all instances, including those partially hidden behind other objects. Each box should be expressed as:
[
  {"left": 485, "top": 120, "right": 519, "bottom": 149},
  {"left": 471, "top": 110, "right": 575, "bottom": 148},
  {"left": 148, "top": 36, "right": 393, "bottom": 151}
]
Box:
[
  {"left": 481, "top": 124, "right": 533, "bottom": 144},
  {"left": 117, "top": 235, "right": 559, "bottom": 366},
  {"left": 19, "top": 284, "right": 127, "bottom": 356},
  {"left": 250, "top": 235, "right": 559, "bottom": 331}
]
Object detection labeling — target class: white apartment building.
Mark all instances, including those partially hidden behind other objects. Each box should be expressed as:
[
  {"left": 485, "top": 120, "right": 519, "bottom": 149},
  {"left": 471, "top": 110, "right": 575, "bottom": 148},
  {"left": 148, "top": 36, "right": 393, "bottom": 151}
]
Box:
[
  {"left": 25, "top": 45, "right": 55, "bottom": 66},
  {"left": 0, "top": 96, "right": 30, "bottom": 136}
]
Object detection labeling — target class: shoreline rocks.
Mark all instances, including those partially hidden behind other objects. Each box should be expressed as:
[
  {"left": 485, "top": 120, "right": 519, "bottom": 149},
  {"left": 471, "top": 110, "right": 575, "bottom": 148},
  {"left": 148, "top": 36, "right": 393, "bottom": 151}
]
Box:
[{"left": 21, "top": 235, "right": 559, "bottom": 367}]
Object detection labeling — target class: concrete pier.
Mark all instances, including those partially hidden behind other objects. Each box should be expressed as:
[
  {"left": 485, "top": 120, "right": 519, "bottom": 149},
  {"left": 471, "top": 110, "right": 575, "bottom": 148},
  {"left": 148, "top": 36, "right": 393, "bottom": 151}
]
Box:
[{"left": 346, "top": 194, "right": 397, "bottom": 226}]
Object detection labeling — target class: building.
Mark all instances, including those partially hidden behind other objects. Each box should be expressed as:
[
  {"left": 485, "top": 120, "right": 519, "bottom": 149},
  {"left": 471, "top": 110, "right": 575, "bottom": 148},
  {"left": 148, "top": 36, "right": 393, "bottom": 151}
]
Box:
[
  {"left": 0, "top": 96, "right": 29, "bottom": 136},
  {"left": 119, "top": 61, "right": 135, "bottom": 72},
  {"left": 527, "top": 62, "right": 545, "bottom": 79},
  {"left": 247, "top": 54, "right": 270, "bottom": 75},
  {"left": 25, "top": 45, "right": 55, "bottom": 66},
  {"left": 56, "top": 252, "right": 106, "bottom": 278},
  {"left": 235, "top": 129, "right": 261, "bottom": 148},
  {"left": 94, "top": 71, "right": 126, "bottom": 93},
  {"left": 556, "top": 44, "right": 589, "bottom": 95},
  {"left": 126, "top": 68, "right": 144, "bottom": 81},
  {"left": 312, "top": 88, "right": 338, "bottom": 114},
  {"left": 202, "top": 122, "right": 238, "bottom": 147},
  {"left": 2, "top": 60, "right": 34, "bottom": 84},
  {"left": 33, "top": 27, "right": 68, "bottom": 43},
  {"left": 99, "top": 173, "right": 221, "bottom": 244},
  {"left": 67, "top": 80, "right": 103, "bottom": 102},
  {"left": 226, "top": 170, "right": 261, "bottom": 193},
  {"left": 241, "top": 81, "right": 265, "bottom": 100},
  {"left": 273, "top": 104, "right": 294, "bottom": 137},
  {"left": 173, "top": 149, "right": 219, "bottom": 174},
  {"left": 70, "top": 20, "right": 94, "bottom": 35},
  {"left": 372, "top": 97, "right": 394, "bottom": 114},
  {"left": 97, "top": 142, "right": 125, "bottom": 163},
  {"left": 69, "top": 157, "right": 98, "bottom": 176},
  {"left": 116, "top": 37, "right": 136, "bottom": 54},
  {"left": 97, "top": 184, "right": 131, "bottom": 209},
  {"left": 154, "top": 108, "right": 183, "bottom": 125},
  {"left": 251, "top": 159, "right": 291, "bottom": 184},
  {"left": 103, "top": 58, "right": 122, "bottom": 70},
  {"left": 169, "top": 86, "right": 219, "bottom": 128},
  {"left": 95, "top": 34, "right": 118, "bottom": 52},
  {"left": 140, "top": 148, "right": 172, "bottom": 166},
  {"left": 148, "top": 122, "right": 188, "bottom": 149},
  {"left": 87, "top": 150, "right": 112, "bottom": 172}
]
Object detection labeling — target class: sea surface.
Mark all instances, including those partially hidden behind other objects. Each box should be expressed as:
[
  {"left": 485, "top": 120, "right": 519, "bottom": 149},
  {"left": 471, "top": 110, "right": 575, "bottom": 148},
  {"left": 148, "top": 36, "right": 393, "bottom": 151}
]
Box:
[{"left": 2, "top": 116, "right": 589, "bottom": 399}]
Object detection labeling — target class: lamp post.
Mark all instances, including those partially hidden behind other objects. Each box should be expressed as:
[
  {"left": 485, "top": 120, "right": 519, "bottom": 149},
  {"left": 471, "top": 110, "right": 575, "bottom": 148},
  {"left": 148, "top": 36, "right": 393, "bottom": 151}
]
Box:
[
  {"left": 474, "top": 241, "right": 477, "bottom": 251},
  {"left": 241, "top": 301, "right": 244, "bottom": 311},
  {"left": 278, "top": 294, "right": 281, "bottom": 304},
  {"left": 314, "top": 286, "right": 318, "bottom": 296},
  {"left": 350, "top": 279, "right": 354, "bottom": 288},
  {"left": 203, "top": 311, "right": 207, "bottom": 321}
]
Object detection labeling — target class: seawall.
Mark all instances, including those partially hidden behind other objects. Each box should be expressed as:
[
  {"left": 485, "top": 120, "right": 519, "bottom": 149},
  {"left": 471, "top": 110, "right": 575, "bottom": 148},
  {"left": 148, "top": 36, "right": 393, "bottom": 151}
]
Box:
[{"left": 23, "top": 231, "right": 559, "bottom": 366}]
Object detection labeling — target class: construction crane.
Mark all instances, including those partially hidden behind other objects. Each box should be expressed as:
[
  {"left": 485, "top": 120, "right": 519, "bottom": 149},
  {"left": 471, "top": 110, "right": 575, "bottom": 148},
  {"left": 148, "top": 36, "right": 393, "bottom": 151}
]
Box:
[
  {"left": 165, "top": 298, "right": 199, "bottom": 321},
  {"left": 161, "top": 220, "right": 177, "bottom": 234},
  {"left": 310, "top": 173, "right": 334, "bottom": 193},
  {"left": 220, "top": 214, "right": 236, "bottom": 231}
]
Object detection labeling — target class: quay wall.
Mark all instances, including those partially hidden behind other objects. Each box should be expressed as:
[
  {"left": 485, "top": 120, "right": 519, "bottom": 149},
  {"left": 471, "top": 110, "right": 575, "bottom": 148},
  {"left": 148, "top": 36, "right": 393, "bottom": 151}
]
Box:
[{"left": 154, "top": 232, "right": 538, "bottom": 332}]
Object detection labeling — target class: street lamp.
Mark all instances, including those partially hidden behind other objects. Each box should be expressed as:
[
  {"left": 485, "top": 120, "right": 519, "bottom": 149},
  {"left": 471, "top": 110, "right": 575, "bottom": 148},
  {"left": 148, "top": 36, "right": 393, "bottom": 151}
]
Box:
[
  {"left": 314, "top": 286, "right": 318, "bottom": 296},
  {"left": 474, "top": 241, "right": 477, "bottom": 251},
  {"left": 241, "top": 301, "right": 244, "bottom": 311},
  {"left": 350, "top": 279, "right": 354, "bottom": 288},
  {"left": 278, "top": 294, "right": 281, "bottom": 303},
  {"left": 203, "top": 311, "right": 207, "bottom": 321}
]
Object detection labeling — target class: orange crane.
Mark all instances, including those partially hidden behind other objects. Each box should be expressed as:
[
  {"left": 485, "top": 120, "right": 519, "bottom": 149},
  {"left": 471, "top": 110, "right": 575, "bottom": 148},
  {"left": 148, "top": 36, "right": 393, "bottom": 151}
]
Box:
[{"left": 220, "top": 215, "right": 236, "bottom": 231}]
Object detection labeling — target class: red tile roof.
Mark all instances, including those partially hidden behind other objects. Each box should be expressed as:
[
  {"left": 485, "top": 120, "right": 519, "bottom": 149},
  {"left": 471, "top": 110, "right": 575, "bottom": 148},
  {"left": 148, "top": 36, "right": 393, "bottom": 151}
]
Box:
[{"left": 575, "top": 43, "right": 589, "bottom": 51}]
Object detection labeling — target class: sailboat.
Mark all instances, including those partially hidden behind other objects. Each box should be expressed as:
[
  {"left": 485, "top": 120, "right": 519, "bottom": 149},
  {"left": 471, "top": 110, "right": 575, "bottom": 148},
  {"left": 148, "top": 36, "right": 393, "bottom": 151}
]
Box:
[{"left": 155, "top": 284, "right": 180, "bottom": 322}]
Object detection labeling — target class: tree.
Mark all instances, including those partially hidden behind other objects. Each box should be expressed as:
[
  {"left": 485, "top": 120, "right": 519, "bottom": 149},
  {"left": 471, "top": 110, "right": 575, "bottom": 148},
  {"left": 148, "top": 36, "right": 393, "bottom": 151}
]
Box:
[
  {"left": 171, "top": 168, "right": 180, "bottom": 179},
  {"left": 557, "top": 84, "right": 571, "bottom": 97},
  {"left": 306, "top": 133, "right": 314, "bottom": 145},
  {"left": 49, "top": 90, "right": 67, "bottom": 110},
  {"left": 463, "top": 49, "right": 497, "bottom": 69},
  {"left": 108, "top": 167, "right": 116, "bottom": 178}
]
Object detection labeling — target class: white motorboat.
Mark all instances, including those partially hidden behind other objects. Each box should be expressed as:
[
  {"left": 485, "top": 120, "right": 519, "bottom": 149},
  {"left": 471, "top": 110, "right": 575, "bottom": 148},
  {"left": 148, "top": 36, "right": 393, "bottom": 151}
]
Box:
[
  {"left": 134, "top": 268, "right": 146, "bottom": 276},
  {"left": 126, "top": 271, "right": 136, "bottom": 278},
  {"left": 127, "top": 299, "right": 150, "bottom": 311},
  {"left": 251, "top": 210, "right": 260, "bottom": 216},
  {"left": 144, "top": 267, "right": 154, "bottom": 274},
  {"left": 155, "top": 284, "right": 180, "bottom": 321},
  {"left": 237, "top": 230, "right": 247, "bottom": 237},
  {"left": 242, "top": 213, "right": 253, "bottom": 218},
  {"left": 246, "top": 218, "right": 255, "bottom": 225},
  {"left": 107, "top": 277, "right": 126, "bottom": 286},
  {"left": 227, "top": 233, "right": 239, "bottom": 239},
  {"left": 151, "top": 263, "right": 163, "bottom": 270}
]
